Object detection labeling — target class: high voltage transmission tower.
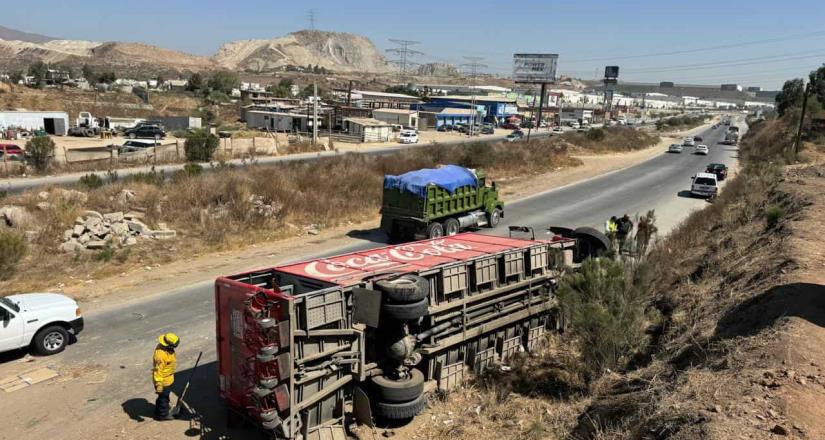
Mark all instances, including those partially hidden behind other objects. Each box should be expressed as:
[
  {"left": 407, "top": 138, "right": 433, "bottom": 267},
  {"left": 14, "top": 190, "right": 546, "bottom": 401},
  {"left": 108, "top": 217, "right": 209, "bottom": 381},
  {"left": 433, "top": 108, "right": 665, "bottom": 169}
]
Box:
[
  {"left": 307, "top": 9, "right": 318, "bottom": 30},
  {"left": 386, "top": 39, "right": 423, "bottom": 84},
  {"left": 461, "top": 56, "right": 487, "bottom": 137}
]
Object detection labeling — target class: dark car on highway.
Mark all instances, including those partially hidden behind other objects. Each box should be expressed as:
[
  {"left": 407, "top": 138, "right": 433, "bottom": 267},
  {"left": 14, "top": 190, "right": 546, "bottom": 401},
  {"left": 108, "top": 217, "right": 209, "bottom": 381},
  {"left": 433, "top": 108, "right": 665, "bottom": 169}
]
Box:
[
  {"left": 124, "top": 125, "right": 166, "bottom": 140},
  {"left": 706, "top": 163, "right": 728, "bottom": 181},
  {"left": 693, "top": 136, "right": 703, "bottom": 142}
]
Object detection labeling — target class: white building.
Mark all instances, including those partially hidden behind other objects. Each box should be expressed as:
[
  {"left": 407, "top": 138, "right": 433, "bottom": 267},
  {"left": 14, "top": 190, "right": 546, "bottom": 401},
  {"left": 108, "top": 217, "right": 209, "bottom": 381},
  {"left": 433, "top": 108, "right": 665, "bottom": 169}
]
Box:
[
  {"left": 0, "top": 111, "right": 70, "bottom": 135},
  {"left": 343, "top": 118, "right": 393, "bottom": 142},
  {"left": 372, "top": 109, "right": 419, "bottom": 128}
]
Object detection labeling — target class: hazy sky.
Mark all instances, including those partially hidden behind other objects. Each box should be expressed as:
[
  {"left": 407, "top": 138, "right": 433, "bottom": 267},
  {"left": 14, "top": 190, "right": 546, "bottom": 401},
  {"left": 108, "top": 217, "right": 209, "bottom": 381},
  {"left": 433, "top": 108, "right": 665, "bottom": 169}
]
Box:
[{"left": 7, "top": 0, "right": 825, "bottom": 89}]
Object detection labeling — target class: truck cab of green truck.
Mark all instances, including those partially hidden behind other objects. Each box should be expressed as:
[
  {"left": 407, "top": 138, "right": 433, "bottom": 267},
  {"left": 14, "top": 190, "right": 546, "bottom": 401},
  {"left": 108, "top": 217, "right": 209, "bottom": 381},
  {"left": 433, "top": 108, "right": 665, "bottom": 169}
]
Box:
[{"left": 380, "top": 165, "right": 504, "bottom": 241}]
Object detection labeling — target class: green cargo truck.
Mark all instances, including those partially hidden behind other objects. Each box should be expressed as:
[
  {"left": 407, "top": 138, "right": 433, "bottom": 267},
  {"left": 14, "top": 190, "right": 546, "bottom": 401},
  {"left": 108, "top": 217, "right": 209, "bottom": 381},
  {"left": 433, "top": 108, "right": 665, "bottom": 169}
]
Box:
[{"left": 380, "top": 165, "right": 504, "bottom": 240}]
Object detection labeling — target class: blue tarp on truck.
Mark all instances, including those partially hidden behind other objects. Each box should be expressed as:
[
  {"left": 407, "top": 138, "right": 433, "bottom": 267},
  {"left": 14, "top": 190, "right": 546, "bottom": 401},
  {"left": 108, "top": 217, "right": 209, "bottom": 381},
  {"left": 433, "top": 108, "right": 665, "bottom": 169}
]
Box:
[{"left": 384, "top": 165, "right": 478, "bottom": 198}]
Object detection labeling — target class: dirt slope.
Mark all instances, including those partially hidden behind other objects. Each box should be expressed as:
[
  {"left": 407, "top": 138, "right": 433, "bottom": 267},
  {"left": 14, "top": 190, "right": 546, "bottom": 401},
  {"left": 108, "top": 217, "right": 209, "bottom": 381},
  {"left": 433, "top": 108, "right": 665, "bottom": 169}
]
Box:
[{"left": 213, "top": 30, "right": 392, "bottom": 73}]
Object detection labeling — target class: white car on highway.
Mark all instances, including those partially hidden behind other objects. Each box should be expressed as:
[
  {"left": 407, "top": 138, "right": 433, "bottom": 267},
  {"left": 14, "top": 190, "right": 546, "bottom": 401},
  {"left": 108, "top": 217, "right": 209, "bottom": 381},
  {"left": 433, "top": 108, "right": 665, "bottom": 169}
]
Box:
[
  {"left": 552, "top": 127, "right": 564, "bottom": 134},
  {"left": 398, "top": 130, "right": 418, "bottom": 144},
  {"left": 695, "top": 144, "right": 709, "bottom": 155},
  {"left": 683, "top": 137, "right": 695, "bottom": 147},
  {"left": 668, "top": 144, "right": 683, "bottom": 153},
  {"left": 0, "top": 293, "right": 84, "bottom": 356}
]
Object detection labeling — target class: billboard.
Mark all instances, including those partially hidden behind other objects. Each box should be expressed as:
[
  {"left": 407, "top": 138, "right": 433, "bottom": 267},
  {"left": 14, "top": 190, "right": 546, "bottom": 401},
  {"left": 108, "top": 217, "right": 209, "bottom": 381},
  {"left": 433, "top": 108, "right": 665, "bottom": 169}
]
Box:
[
  {"left": 513, "top": 54, "right": 558, "bottom": 83},
  {"left": 604, "top": 66, "right": 619, "bottom": 79}
]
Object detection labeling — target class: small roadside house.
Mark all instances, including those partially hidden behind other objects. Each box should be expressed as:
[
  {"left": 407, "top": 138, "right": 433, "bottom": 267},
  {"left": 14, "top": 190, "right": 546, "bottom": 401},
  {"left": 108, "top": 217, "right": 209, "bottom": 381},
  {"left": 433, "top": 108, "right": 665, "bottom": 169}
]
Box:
[{"left": 343, "top": 118, "right": 393, "bottom": 142}]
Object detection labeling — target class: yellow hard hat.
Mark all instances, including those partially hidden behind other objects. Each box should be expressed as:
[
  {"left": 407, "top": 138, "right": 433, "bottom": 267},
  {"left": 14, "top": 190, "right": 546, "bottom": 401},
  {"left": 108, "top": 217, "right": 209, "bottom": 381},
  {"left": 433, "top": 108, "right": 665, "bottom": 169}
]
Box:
[{"left": 158, "top": 333, "right": 180, "bottom": 348}]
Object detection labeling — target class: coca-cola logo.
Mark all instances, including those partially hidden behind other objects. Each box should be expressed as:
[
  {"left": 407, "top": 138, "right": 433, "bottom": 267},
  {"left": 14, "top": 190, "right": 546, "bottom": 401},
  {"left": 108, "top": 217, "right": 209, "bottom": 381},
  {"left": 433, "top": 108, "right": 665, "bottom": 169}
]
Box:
[{"left": 302, "top": 239, "right": 474, "bottom": 279}]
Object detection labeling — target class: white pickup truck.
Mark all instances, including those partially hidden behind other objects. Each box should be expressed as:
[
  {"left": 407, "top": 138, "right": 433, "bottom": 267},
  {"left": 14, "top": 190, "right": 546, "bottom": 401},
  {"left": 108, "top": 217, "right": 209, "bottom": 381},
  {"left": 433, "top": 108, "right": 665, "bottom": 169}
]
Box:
[{"left": 0, "top": 293, "right": 84, "bottom": 356}]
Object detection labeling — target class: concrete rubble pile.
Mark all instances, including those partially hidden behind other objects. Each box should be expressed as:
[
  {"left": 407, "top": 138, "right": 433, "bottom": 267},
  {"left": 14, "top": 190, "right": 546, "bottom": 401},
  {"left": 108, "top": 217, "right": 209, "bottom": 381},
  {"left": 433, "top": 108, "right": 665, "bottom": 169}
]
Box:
[{"left": 60, "top": 211, "right": 176, "bottom": 252}]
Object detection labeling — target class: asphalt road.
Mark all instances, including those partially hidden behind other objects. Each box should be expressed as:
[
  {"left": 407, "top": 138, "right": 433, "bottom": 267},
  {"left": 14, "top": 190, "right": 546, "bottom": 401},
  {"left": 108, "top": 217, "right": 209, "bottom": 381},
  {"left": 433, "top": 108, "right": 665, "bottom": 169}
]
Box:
[
  {"left": 0, "top": 130, "right": 553, "bottom": 194},
  {"left": 0, "top": 119, "right": 741, "bottom": 439}
]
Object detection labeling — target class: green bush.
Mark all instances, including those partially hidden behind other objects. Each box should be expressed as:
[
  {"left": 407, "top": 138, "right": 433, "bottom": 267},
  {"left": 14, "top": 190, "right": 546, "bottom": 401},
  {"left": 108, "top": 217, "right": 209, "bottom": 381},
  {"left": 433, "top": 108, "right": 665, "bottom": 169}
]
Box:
[
  {"left": 557, "top": 258, "right": 648, "bottom": 378},
  {"left": 25, "top": 136, "right": 56, "bottom": 173},
  {"left": 586, "top": 127, "right": 606, "bottom": 141},
  {"left": 183, "top": 163, "right": 203, "bottom": 176},
  {"left": 184, "top": 130, "right": 219, "bottom": 162},
  {"left": 124, "top": 169, "right": 165, "bottom": 186},
  {"left": 79, "top": 173, "right": 105, "bottom": 189},
  {"left": 765, "top": 205, "right": 785, "bottom": 229},
  {"left": 0, "top": 228, "right": 27, "bottom": 279}
]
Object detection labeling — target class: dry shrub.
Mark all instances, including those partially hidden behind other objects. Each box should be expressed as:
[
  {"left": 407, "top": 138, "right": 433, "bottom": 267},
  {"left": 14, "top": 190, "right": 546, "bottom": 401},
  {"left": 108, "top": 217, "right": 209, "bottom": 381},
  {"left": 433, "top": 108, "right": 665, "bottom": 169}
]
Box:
[
  {"left": 0, "top": 228, "right": 27, "bottom": 279},
  {"left": 565, "top": 127, "right": 660, "bottom": 152}
]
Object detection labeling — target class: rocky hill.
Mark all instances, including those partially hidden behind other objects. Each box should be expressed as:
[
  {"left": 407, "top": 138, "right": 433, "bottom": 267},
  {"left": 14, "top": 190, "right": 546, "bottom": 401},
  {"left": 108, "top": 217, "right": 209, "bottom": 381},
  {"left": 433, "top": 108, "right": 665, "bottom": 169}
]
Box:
[
  {"left": 0, "top": 37, "right": 215, "bottom": 77},
  {"left": 214, "top": 30, "right": 392, "bottom": 73},
  {"left": 416, "top": 63, "right": 459, "bottom": 77},
  {"left": 0, "top": 24, "right": 57, "bottom": 44},
  {"left": 0, "top": 26, "right": 394, "bottom": 77}
]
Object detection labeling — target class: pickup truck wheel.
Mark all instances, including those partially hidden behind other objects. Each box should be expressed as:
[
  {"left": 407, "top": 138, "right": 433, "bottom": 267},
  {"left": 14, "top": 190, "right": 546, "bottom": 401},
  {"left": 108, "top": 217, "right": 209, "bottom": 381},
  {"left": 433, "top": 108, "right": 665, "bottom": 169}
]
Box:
[
  {"left": 33, "top": 325, "right": 69, "bottom": 355},
  {"left": 375, "top": 274, "right": 429, "bottom": 302},
  {"left": 443, "top": 218, "right": 460, "bottom": 236},
  {"left": 374, "top": 394, "right": 426, "bottom": 420},
  {"left": 371, "top": 369, "right": 424, "bottom": 402},
  {"left": 426, "top": 222, "right": 443, "bottom": 239},
  {"left": 487, "top": 208, "right": 502, "bottom": 227},
  {"left": 382, "top": 297, "right": 429, "bottom": 321}
]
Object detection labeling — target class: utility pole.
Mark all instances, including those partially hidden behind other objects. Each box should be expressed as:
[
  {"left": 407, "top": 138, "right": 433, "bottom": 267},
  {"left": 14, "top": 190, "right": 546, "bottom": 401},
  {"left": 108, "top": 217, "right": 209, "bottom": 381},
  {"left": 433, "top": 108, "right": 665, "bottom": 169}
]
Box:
[
  {"left": 386, "top": 39, "right": 423, "bottom": 84},
  {"left": 462, "top": 56, "right": 487, "bottom": 138},
  {"left": 794, "top": 82, "right": 812, "bottom": 157},
  {"left": 312, "top": 81, "right": 318, "bottom": 146}
]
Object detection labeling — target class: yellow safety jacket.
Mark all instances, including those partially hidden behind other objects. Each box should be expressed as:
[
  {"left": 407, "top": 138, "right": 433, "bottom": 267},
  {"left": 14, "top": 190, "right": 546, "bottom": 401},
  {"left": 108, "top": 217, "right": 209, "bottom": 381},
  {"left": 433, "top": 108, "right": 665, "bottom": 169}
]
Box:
[
  {"left": 152, "top": 345, "right": 177, "bottom": 387},
  {"left": 607, "top": 220, "right": 618, "bottom": 234}
]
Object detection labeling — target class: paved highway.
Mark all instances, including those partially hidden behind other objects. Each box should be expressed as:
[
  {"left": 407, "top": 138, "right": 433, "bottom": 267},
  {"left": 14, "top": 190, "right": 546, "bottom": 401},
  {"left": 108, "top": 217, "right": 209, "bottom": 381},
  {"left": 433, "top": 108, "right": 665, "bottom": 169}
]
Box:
[
  {"left": 0, "top": 130, "right": 553, "bottom": 194},
  {"left": 0, "top": 119, "right": 741, "bottom": 439}
]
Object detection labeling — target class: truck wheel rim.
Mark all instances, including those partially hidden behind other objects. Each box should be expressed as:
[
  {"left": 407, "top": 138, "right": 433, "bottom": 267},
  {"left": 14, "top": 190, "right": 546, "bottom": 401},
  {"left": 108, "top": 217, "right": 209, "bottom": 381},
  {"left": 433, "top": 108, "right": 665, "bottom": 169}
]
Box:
[{"left": 44, "top": 331, "right": 64, "bottom": 351}]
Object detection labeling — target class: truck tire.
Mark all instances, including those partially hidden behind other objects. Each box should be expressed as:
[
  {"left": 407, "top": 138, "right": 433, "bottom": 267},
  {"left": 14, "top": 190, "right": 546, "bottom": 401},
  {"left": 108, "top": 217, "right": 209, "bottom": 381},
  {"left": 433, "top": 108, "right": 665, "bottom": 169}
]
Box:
[
  {"left": 374, "top": 394, "right": 426, "bottom": 420},
  {"left": 487, "top": 208, "right": 502, "bottom": 227},
  {"left": 382, "top": 298, "right": 429, "bottom": 321},
  {"left": 426, "top": 222, "right": 444, "bottom": 239},
  {"left": 129, "top": 133, "right": 137, "bottom": 139},
  {"left": 443, "top": 218, "right": 460, "bottom": 236},
  {"left": 371, "top": 368, "right": 425, "bottom": 402},
  {"left": 33, "top": 325, "right": 69, "bottom": 356},
  {"left": 375, "top": 274, "right": 429, "bottom": 302}
]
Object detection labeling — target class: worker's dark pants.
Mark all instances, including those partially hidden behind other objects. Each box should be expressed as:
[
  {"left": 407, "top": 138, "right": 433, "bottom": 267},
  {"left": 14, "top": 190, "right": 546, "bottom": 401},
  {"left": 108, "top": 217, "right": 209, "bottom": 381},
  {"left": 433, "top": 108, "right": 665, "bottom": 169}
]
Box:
[{"left": 155, "top": 388, "right": 171, "bottom": 418}]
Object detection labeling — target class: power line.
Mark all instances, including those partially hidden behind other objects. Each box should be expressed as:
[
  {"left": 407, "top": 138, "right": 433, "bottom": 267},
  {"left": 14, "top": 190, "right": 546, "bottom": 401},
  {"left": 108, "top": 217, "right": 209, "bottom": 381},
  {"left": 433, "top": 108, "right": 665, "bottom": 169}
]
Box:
[
  {"left": 386, "top": 39, "right": 424, "bottom": 84},
  {"left": 563, "top": 29, "right": 825, "bottom": 63},
  {"left": 621, "top": 51, "right": 825, "bottom": 74}
]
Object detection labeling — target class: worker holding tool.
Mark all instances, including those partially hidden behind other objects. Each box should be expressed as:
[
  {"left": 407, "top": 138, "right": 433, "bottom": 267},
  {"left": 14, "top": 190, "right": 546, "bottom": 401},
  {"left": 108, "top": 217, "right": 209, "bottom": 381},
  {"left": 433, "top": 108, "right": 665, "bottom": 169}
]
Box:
[{"left": 152, "top": 332, "right": 179, "bottom": 421}]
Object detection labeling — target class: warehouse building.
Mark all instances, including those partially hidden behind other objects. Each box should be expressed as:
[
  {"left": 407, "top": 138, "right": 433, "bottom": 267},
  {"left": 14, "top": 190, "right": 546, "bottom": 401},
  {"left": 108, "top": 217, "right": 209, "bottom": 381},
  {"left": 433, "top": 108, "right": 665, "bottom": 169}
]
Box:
[
  {"left": 372, "top": 108, "right": 419, "bottom": 128},
  {"left": 0, "top": 111, "right": 69, "bottom": 135},
  {"left": 416, "top": 107, "right": 476, "bottom": 129},
  {"left": 424, "top": 95, "right": 519, "bottom": 125}
]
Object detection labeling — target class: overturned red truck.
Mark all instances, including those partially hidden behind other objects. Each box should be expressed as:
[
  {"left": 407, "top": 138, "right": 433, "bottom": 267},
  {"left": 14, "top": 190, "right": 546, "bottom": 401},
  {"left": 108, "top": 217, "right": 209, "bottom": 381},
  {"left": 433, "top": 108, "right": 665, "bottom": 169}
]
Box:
[{"left": 215, "top": 230, "right": 603, "bottom": 439}]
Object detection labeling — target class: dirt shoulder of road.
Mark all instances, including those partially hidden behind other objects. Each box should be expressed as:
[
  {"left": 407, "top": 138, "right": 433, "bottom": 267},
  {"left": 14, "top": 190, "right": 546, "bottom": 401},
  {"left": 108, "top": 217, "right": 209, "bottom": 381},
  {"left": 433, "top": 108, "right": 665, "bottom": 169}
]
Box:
[{"left": 67, "top": 125, "right": 710, "bottom": 313}]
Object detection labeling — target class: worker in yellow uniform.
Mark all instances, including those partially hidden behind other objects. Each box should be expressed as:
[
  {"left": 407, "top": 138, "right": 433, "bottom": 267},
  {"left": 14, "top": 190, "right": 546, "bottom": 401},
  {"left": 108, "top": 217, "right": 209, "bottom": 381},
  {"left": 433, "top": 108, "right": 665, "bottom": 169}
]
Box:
[{"left": 152, "top": 333, "right": 179, "bottom": 420}]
